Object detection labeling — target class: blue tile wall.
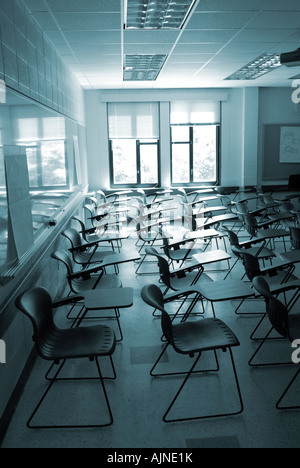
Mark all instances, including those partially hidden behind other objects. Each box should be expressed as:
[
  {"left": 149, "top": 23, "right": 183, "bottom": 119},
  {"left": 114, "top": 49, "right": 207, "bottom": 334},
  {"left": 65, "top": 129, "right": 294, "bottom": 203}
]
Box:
[{"left": 0, "top": 0, "right": 85, "bottom": 124}]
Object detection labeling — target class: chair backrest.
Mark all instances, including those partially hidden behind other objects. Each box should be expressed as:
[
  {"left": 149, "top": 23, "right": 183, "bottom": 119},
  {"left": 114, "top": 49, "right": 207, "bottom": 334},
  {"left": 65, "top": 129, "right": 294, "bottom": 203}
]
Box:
[
  {"left": 135, "top": 189, "right": 147, "bottom": 205},
  {"left": 220, "top": 195, "right": 232, "bottom": 209},
  {"left": 51, "top": 250, "right": 74, "bottom": 277},
  {"left": 279, "top": 202, "right": 294, "bottom": 213},
  {"left": 290, "top": 227, "right": 300, "bottom": 250},
  {"left": 141, "top": 284, "right": 173, "bottom": 344},
  {"left": 235, "top": 202, "right": 249, "bottom": 215},
  {"left": 62, "top": 228, "right": 82, "bottom": 250},
  {"left": 239, "top": 251, "right": 261, "bottom": 281},
  {"left": 243, "top": 214, "right": 258, "bottom": 237},
  {"left": 224, "top": 228, "right": 240, "bottom": 247},
  {"left": 252, "top": 277, "right": 289, "bottom": 338},
  {"left": 261, "top": 194, "right": 274, "bottom": 205},
  {"left": 73, "top": 216, "right": 101, "bottom": 243},
  {"left": 145, "top": 247, "right": 173, "bottom": 289},
  {"left": 177, "top": 188, "right": 188, "bottom": 203},
  {"left": 84, "top": 204, "right": 96, "bottom": 227},
  {"left": 72, "top": 216, "right": 86, "bottom": 234},
  {"left": 86, "top": 196, "right": 98, "bottom": 207},
  {"left": 97, "top": 190, "right": 107, "bottom": 203},
  {"left": 15, "top": 287, "right": 57, "bottom": 360},
  {"left": 162, "top": 237, "right": 171, "bottom": 259}
]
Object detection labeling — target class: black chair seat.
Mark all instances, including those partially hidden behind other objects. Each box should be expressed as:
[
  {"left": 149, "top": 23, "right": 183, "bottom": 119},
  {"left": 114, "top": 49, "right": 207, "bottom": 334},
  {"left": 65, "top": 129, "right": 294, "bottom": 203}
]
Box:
[
  {"left": 40, "top": 324, "right": 116, "bottom": 361},
  {"left": 244, "top": 246, "right": 275, "bottom": 259},
  {"left": 255, "top": 228, "right": 289, "bottom": 240},
  {"left": 72, "top": 274, "right": 122, "bottom": 293},
  {"left": 75, "top": 250, "right": 118, "bottom": 264},
  {"left": 172, "top": 318, "right": 240, "bottom": 355}
]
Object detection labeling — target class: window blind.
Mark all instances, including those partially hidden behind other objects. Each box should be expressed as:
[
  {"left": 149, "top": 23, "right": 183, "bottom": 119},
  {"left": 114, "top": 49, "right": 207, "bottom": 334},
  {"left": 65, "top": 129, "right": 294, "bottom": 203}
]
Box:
[
  {"left": 170, "top": 101, "right": 220, "bottom": 125},
  {"left": 108, "top": 102, "right": 160, "bottom": 139}
]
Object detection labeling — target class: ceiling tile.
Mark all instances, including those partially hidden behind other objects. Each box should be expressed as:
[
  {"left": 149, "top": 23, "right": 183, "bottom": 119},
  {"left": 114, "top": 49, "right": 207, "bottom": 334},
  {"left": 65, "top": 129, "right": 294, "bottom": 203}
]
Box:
[
  {"left": 186, "top": 12, "right": 257, "bottom": 29},
  {"left": 179, "top": 30, "right": 239, "bottom": 43},
  {"left": 124, "top": 30, "right": 180, "bottom": 44},
  {"left": 63, "top": 30, "right": 121, "bottom": 44},
  {"left": 232, "top": 29, "right": 299, "bottom": 43},
  {"left": 194, "top": 0, "right": 266, "bottom": 11},
  {"left": 54, "top": 12, "right": 121, "bottom": 30},
  {"left": 46, "top": 0, "right": 120, "bottom": 12},
  {"left": 124, "top": 44, "right": 174, "bottom": 55},
  {"left": 246, "top": 12, "right": 300, "bottom": 29},
  {"left": 20, "top": 0, "right": 300, "bottom": 89}
]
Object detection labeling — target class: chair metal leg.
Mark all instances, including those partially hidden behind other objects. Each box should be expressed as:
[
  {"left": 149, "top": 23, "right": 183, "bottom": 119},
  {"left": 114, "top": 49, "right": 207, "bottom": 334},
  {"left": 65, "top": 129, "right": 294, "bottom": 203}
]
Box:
[
  {"left": 28, "top": 357, "right": 115, "bottom": 429},
  {"left": 248, "top": 327, "right": 292, "bottom": 367},
  {"left": 276, "top": 367, "right": 300, "bottom": 411},
  {"left": 151, "top": 346, "right": 220, "bottom": 378},
  {"left": 45, "top": 355, "right": 117, "bottom": 382},
  {"left": 162, "top": 348, "right": 243, "bottom": 423}
]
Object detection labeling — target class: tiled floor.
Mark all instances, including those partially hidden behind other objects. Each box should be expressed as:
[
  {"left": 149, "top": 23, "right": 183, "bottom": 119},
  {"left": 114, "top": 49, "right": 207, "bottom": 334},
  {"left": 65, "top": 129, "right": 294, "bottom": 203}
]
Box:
[{"left": 1, "top": 207, "right": 300, "bottom": 448}]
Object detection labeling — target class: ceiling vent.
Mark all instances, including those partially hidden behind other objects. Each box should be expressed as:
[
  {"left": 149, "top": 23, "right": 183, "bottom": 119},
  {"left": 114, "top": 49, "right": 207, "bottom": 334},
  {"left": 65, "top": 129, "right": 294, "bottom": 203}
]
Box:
[
  {"left": 124, "top": 54, "right": 167, "bottom": 81},
  {"left": 124, "top": 0, "right": 197, "bottom": 29},
  {"left": 225, "top": 53, "right": 281, "bottom": 81}
]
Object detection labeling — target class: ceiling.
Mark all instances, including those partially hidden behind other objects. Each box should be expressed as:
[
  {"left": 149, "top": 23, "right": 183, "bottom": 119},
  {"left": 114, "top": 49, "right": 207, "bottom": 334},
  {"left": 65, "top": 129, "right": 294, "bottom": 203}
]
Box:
[{"left": 21, "top": 0, "right": 300, "bottom": 89}]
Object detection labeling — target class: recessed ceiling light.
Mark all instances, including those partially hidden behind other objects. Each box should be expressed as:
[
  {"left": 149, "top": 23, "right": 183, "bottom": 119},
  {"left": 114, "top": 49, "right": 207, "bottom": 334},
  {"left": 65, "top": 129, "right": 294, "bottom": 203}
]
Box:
[
  {"left": 124, "top": 54, "right": 167, "bottom": 81},
  {"left": 125, "top": 0, "right": 197, "bottom": 29},
  {"left": 225, "top": 53, "right": 282, "bottom": 81}
]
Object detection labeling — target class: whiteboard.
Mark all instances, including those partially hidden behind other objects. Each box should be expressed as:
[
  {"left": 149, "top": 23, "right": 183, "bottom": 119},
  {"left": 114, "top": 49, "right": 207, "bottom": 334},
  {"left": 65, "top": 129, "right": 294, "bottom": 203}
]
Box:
[
  {"left": 280, "top": 126, "right": 300, "bottom": 163},
  {"left": 4, "top": 146, "right": 34, "bottom": 260}
]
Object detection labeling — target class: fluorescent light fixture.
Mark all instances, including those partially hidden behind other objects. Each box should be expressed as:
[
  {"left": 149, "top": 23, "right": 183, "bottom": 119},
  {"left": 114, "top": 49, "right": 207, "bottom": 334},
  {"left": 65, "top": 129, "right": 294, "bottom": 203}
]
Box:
[
  {"left": 225, "top": 53, "right": 281, "bottom": 81},
  {"left": 124, "top": 54, "right": 167, "bottom": 81},
  {"left": 125, "top": 0, "right": 197, "bottom": 29}
]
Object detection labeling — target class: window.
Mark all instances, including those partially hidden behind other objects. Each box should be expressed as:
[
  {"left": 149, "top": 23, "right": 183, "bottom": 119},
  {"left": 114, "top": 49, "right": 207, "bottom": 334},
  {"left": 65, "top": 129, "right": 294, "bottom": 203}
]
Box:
[
  {"left": 17, "top": 116, "right": 69, "bottom": 190},
  {"left": 170, "top": 101, "right": 220, "bottom": 186},
  {"left": 24, "top": 140, "right": 68, "bottom": 189},
  {"left": 108, "top": 102, "right": 160, "bottom": 187}
]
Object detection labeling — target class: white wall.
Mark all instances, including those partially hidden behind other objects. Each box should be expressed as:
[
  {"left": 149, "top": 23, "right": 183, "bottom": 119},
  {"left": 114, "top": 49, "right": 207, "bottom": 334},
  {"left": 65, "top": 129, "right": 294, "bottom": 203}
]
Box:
[
  {"left": 85, "top": 86, "right": 300, "bottom": 192},
  {"left": 258, "top": 87, "right": 300, "bottom": 185}
]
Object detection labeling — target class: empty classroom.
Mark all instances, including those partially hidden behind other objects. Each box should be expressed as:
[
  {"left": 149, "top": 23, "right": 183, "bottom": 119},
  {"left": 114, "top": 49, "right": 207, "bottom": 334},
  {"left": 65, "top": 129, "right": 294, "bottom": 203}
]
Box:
[{"left": 0, "top": 0, "right": 300, "bottom": 450}]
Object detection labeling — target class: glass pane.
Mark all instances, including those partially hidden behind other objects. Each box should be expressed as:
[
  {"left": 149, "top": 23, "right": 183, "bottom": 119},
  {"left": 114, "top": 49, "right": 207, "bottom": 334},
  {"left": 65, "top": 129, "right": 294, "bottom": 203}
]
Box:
[
  {"left": 172, "top": 143, "right": 190, "bottom": 184},
  {"left": 112, "top": 139, "right": 137, "bottom": 184},
  {"left": 193, "top": 126, "right": 217, "bottom": 182},
  {"left": 0, "top": 146, "right": 7, "bottom": 267},
  {"left": 26, "top": 146, "right": 39, "bottom": 187},
  {"left": 41, "top": 141, "right": 67, "bottom": 186},
  {"left": 140, "top": 144, "right": 158, "bottom": 184},
  {"left": 171, "top": 126, "right": 190, "bottom": 142}
]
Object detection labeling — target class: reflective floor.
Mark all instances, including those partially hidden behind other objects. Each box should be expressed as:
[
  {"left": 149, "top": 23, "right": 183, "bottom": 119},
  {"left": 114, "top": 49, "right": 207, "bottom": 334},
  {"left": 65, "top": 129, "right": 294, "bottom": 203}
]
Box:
[{"left": 1, "top": 211, "right": 300, "bottom": 448}]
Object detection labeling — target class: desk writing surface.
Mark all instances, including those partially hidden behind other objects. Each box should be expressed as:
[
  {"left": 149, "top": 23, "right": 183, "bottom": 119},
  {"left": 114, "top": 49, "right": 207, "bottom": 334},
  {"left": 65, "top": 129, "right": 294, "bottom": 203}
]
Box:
[
  {"left": 193, "top": 249, "right": 231, "bottom": 265},
  {"left": 83, "top": 287, "right": 134, "bottom": 309}
]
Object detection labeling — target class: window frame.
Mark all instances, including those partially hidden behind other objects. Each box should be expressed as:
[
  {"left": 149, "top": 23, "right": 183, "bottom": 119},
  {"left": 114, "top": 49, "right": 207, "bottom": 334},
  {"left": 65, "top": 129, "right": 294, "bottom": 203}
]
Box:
[
  {"left": 170, "top": 123, "right": 220, "bottom": 187},
  {"left": 109, "top": 138, "right": 161, "bottom": 188}
]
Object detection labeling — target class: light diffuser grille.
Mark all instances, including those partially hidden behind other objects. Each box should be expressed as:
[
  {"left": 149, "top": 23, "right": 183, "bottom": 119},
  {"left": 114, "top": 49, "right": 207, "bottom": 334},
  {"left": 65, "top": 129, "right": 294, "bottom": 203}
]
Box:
[
  {"left": 125, "top": 0, "right": 196, "bottom": 29},
  {"left": 225, "top": 53, "right": 281, "bottom": 81},
  {"left": 124, "top": 54, "right": 167, "bottom": 81}
]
